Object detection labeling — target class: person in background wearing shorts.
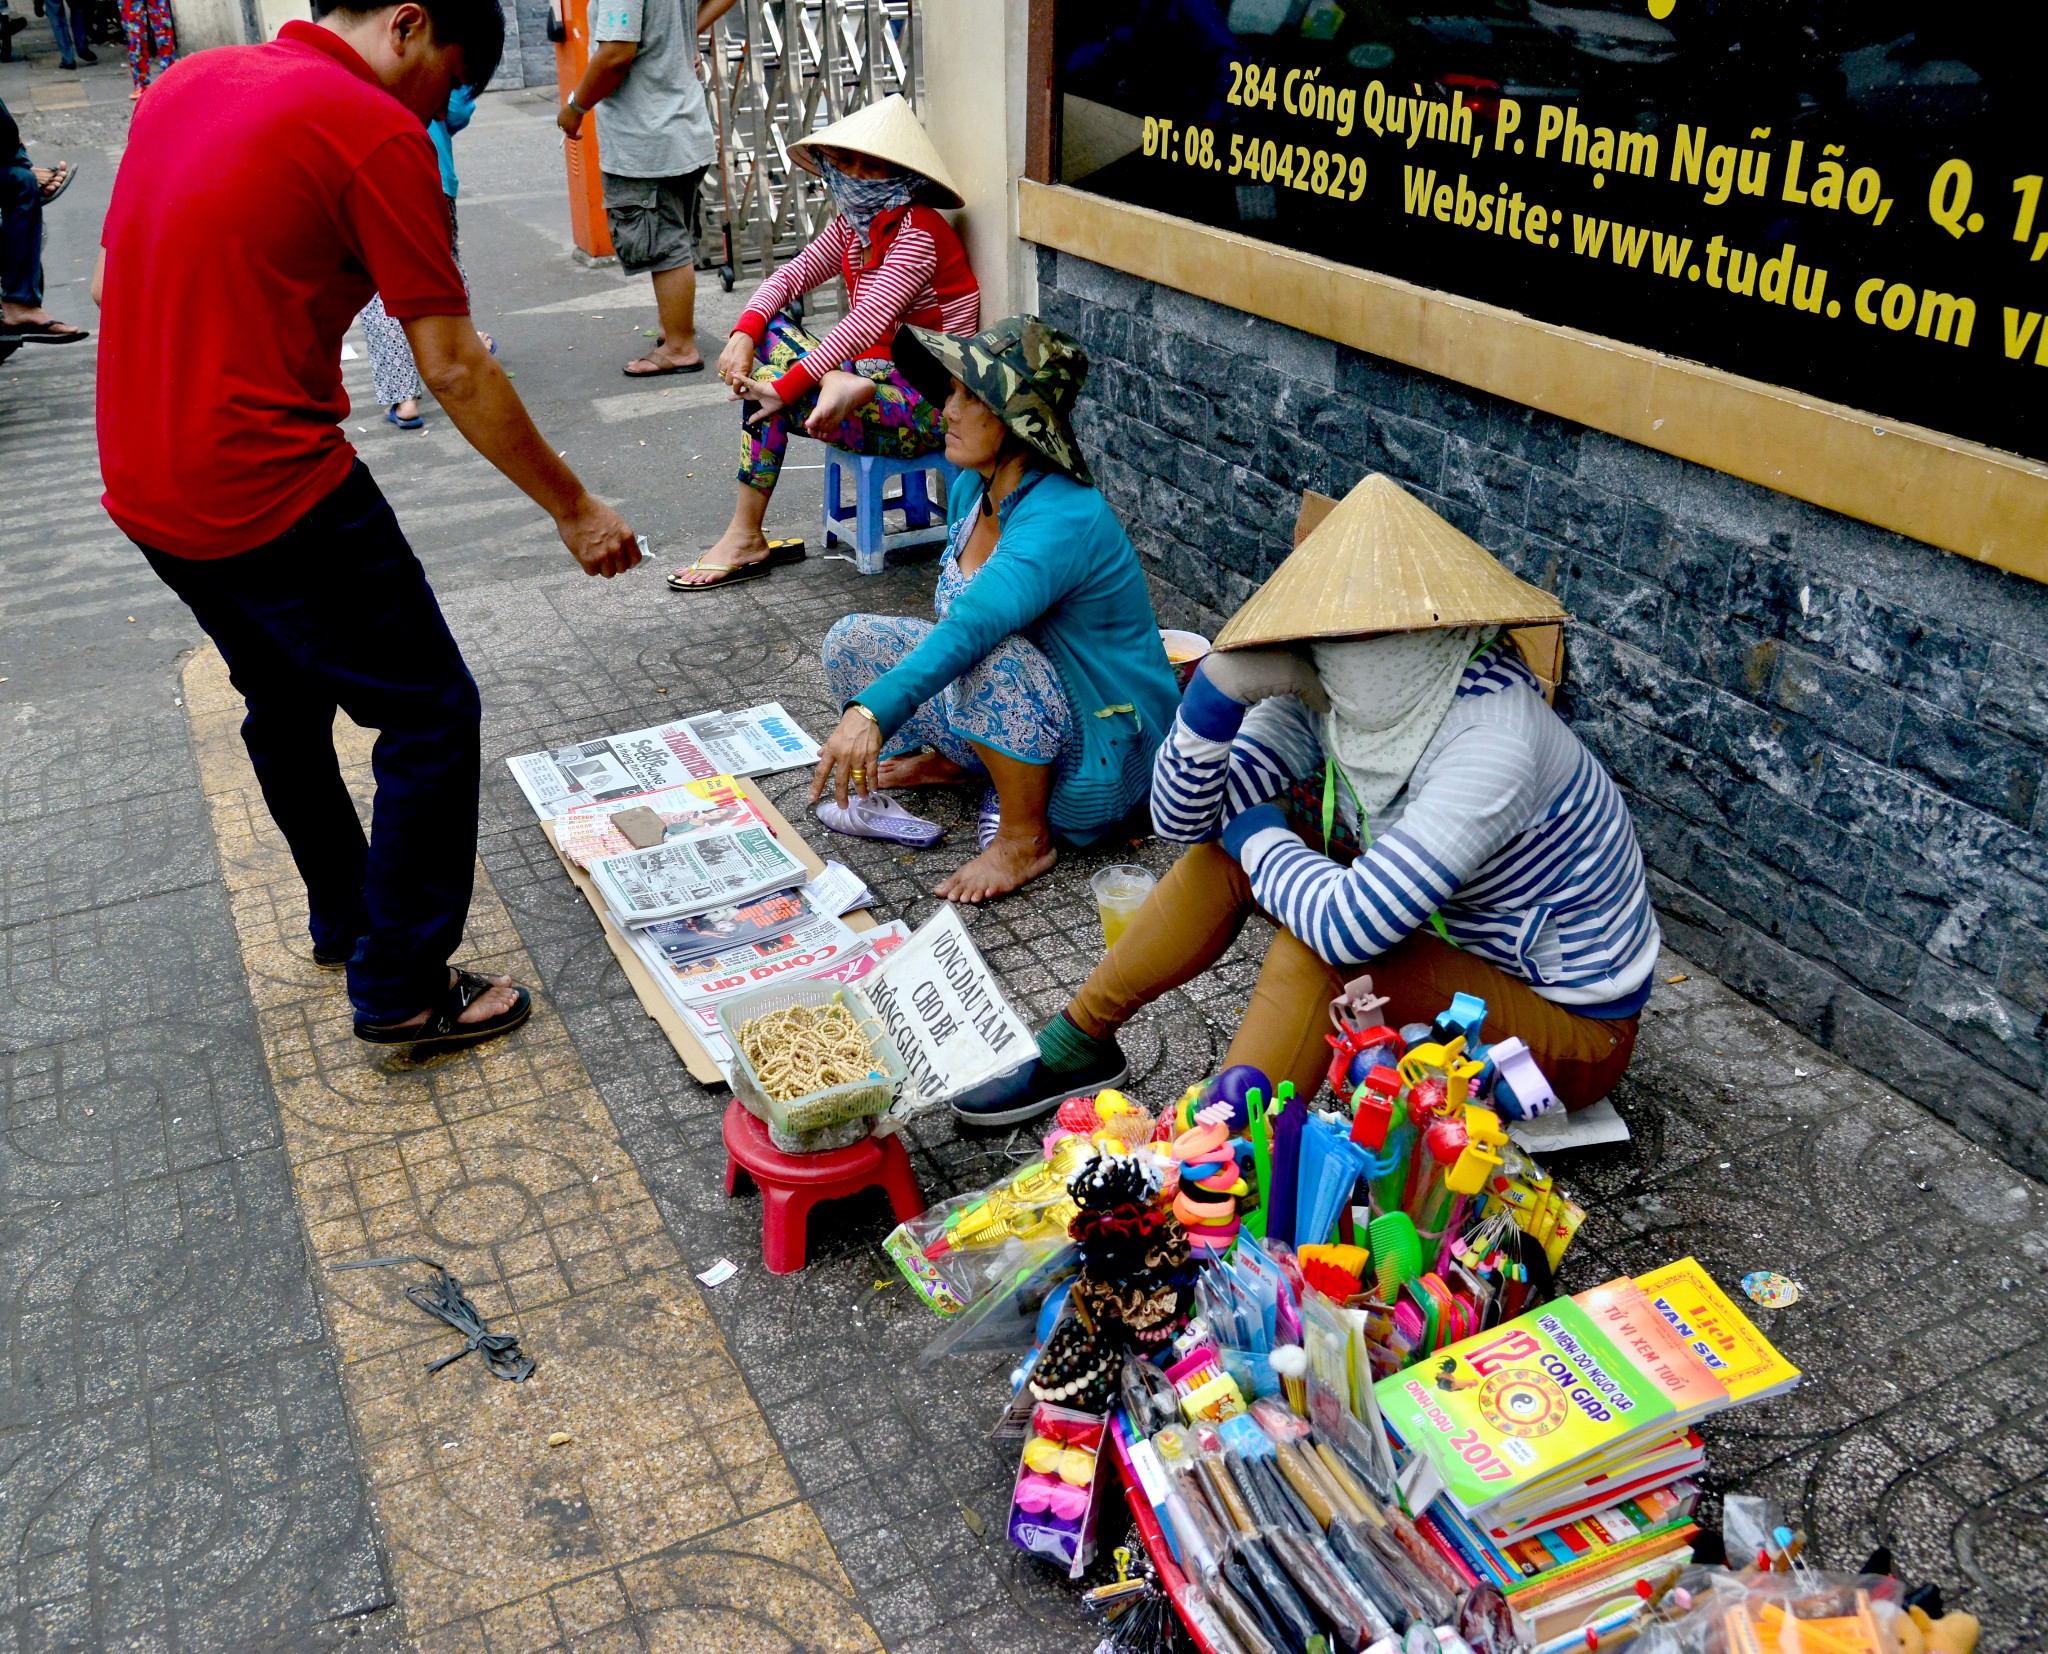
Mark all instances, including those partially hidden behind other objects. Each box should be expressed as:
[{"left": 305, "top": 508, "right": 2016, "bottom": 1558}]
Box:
[{"left": 556, "top": 0, "right": 734, "bottom": 377}]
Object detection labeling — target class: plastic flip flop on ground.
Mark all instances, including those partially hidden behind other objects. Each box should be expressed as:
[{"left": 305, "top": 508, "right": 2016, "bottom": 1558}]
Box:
[
  {"left": 814, "top": 791, "right": 944, "bottom": 848},
  {"left": 976, "top": 786, "right": 1002, "bottom": 850}
]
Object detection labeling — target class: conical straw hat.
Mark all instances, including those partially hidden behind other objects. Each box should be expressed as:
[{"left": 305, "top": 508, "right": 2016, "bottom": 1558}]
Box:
[
  {"left": 789, "top": 94, "right": 964, "bottom": 210},
  {"left": 1213, "top": 473, "right": 1568, "bottom": 650}
]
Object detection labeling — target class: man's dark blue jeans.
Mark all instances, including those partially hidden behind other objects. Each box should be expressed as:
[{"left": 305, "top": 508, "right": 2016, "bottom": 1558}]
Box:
[
  {"left": 139, "top": 463, "right": 482, "bottom": 1026},
  {"left": 1, "top": 117, "right": 42, "bottom": 308}
]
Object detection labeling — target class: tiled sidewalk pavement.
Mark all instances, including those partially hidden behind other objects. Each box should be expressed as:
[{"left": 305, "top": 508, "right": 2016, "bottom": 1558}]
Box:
[
  {"left": 0, "top": 709, "right": 394, "bottom": 1651},
  {"left": 451, "top": 553, "right": 2048, "bottom": 1654},
  {"left": 179, "top": 646, "right": 880, "bottom": 1654},
  {"left": 0, "top": 140, "right": 400, "bottom": 1643}
]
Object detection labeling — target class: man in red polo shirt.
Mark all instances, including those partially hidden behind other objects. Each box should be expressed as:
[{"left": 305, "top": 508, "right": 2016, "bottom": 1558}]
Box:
[{"left": 97, "top": 0, "right": 639, "bottom": 1051}]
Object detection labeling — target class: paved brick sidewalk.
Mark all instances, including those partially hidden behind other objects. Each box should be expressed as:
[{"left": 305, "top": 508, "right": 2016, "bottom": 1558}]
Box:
[{"left": 3, "top": 71, "right": 2043, "bottom": 1654}]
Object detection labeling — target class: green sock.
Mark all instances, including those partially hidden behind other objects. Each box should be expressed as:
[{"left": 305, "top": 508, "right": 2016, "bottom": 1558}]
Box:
[{"left": 1038, "top": 1011, "right": 1114, "bottom": 1073}]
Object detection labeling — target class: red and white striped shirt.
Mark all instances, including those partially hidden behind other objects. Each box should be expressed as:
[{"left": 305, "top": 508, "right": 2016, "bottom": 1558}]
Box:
[{"left": 734, "top": 204, "right": 980, "bottom": 401}]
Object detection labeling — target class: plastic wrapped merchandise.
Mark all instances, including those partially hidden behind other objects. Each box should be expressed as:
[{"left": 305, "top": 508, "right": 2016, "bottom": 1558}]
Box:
[
  {"left": 1211, "top": 1569, "right": 1289, "bottom": 1654},
  {"left": 1179, "top": 1586, "right": 1255, "bottom": 1654},
  {"left": 1324, "top": 1518, "right": 1419, "bottom": 1634},
  {"left": 1658, "top": 1568, "right": 1911, "bottom": 1654},
  {"left": 885, "top": 1138, "right": 1094, "bottom": 1316},
  {"left": 1238, "top": 1532, "right": 1327, "bottom": 1654},
  {"left": 1006, "top": 1402, "right": 1106, "bottom": 1579},
  {"left": 1121, "top": 1354, "right": 1182, "bottom": 1436}
]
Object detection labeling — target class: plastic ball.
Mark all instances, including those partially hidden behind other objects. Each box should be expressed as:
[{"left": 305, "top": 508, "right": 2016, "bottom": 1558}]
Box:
[
  {"left": 1205, "top": 1064, "right": 1271, "bottom": 1132},
  {"left": 1055, "top": 1095, "right": 1101, "bottom": 1134},
  {"left": 1034, "top": 1279, "right": 1074, "bottom": 1347}
]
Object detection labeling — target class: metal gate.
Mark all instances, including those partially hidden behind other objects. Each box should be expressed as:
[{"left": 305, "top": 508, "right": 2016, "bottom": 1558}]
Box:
[{"left": 697, "top": 0, "right": 922, "bottom": 296}]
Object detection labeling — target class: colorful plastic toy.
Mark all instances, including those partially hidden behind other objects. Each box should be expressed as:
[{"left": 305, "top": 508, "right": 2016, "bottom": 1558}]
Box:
[
  {"left": 1487, "top": 1036, "right": 1561, "bottom": 1120},
  {"left": 1206, "top": 1063, "right": 1271, "bottom": 1132}
]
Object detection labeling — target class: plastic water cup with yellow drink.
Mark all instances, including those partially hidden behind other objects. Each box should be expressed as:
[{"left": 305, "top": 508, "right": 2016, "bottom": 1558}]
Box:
[{"left": 1090, "top": 864, "right": 1157, "bottom": 950}]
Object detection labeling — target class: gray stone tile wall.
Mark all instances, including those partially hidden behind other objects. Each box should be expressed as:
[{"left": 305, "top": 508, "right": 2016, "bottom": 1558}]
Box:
[{"left": 1035, "top": 246, "right": 2048, "bottom": 1178}]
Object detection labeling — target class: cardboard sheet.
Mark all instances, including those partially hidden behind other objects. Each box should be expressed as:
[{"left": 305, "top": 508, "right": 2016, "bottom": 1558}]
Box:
[{"left": 543, "top": 776, "right": 875, "bottom": 1084}]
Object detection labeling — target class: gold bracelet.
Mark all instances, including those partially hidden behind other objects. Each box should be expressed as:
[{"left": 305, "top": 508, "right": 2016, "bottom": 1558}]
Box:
[{"left": 849, "top": 703, "right": 880, "bottom": 730}]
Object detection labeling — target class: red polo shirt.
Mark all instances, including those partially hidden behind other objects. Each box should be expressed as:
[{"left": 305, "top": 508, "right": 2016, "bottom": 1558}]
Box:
[{"left": 97, "top": 21, "right": 469, "bottom": 558}]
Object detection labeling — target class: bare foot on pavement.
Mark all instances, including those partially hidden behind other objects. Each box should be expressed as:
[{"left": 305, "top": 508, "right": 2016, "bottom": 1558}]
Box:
[
  {"left": 878, "top": 749, "right": 972, "bottom": 789},
  {"left": 935, "top": 831, "right": 1057, "bottom": 904}
]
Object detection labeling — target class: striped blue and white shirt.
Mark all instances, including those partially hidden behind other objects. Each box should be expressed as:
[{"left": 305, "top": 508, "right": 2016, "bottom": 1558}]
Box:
[{"left": 1155, "top": 644, "right": 1661, "bottom": 1013}]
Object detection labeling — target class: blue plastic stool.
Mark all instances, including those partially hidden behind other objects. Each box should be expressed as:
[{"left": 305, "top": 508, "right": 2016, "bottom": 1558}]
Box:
[{"left": 823, "top": 452, "right": 958, "bottom": 575}]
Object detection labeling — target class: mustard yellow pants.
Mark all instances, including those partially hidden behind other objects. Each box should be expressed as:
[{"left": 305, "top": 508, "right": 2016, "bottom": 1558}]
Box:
[{"left": 1067, "top": 842, "right": 1637, "bottom": 1111}]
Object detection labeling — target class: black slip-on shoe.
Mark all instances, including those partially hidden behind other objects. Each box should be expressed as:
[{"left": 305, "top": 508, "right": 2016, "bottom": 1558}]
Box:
[{"left": 949, "top": 1041, "right": 1129, "bottom": 1129}]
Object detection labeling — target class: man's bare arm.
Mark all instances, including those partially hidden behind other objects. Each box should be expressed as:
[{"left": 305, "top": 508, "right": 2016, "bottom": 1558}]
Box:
[
  {"left": 401, "top": 314, "right": 641, "bottom": 577},
  {"left": 559, "top": 39, "right": 636, "bottom": 131}
]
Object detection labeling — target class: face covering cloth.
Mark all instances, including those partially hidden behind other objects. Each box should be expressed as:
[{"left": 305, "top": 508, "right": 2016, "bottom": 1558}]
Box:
[
  {"left": 1310, "top": 627, "right": 1485, "bottom": 821},
  {"left": 816, "top": 156, "right": 923, "bottom": 246}
]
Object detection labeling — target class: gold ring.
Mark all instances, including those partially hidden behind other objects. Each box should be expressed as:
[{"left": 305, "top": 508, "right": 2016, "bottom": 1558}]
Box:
[{"left": 850, "top": 767, "right": 865, "bottom": 779}]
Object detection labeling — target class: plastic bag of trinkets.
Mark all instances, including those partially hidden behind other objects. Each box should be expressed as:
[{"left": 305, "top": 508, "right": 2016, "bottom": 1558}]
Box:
[{"left": 1008, "top": 1401, "right": 1107, "bottom": 1580}]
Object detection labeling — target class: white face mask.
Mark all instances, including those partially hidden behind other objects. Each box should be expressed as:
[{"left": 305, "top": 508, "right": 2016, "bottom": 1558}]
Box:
[{"left": 1311, "top": 628, "right": 1483, "bottom": 819}]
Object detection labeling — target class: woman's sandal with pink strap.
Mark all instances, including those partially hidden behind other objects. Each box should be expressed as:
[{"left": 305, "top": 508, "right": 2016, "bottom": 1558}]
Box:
[{"left": 354, "top": 969, "right": 532, "bottom": 1049}]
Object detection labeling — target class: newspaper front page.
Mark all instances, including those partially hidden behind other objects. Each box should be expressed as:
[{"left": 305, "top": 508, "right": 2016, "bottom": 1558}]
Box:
[
  {"left": 506, "top": 705, "right": 818, "bottom": 818},
  {"left": 591, "top": 822, "right": 808, "bottom": 928}
]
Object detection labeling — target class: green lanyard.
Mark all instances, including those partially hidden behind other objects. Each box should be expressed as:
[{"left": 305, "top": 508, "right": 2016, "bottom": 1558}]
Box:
[{"left": 1321, "top": 754, "right": 1457, "bottom": 948}]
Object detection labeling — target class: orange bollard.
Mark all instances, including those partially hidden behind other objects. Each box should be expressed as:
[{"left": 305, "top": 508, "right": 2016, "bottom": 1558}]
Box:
[{"left": 552, "top": 1, "right": 615, "bottom": 261}]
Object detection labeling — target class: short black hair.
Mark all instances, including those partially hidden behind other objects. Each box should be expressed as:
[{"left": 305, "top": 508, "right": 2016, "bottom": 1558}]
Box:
[{"left": 311, "top": 0, "right": 505, "bottom": 93}]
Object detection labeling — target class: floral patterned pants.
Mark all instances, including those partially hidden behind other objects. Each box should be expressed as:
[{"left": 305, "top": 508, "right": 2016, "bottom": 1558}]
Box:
[
  {"left": 120, "top": 0, "right": 174, "bottom": 89},
  {"left": 358, "top": 201, "right": 467, "bottom": 408},
  {"left": 740, "top": 314, "right": 945, "bottom": 497},
  {"left": 822, "top": 613, "right": 1075, "bottom": 771}
]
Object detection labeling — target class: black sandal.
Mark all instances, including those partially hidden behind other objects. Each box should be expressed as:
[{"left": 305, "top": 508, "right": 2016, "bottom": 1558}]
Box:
[{"left": 354, "top": 969, "right": 532, "bottom": 1048}]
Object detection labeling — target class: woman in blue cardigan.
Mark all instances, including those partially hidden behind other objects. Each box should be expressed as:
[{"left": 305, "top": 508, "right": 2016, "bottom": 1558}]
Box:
[{"left": 810, "top": 317, "right": 1181, "bottom": 903}]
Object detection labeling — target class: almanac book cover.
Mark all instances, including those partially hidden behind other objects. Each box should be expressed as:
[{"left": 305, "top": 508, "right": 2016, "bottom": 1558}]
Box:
[{"left": 1374, "top": 1291, "right": 1681, "bottom": 1518}]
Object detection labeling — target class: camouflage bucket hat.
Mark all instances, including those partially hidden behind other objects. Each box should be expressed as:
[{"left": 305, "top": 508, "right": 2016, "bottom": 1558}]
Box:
[{"left": 893, "top": 316, "right": 1094, "bottom": 485}]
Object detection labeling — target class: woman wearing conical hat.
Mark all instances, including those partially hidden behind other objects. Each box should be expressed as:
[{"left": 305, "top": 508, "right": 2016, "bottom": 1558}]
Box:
[
  {"left": 669, "top": 94, "right": 979, "bottom": 592},
  {"left": 1000, "top": 475, "right": 1663, "bottom": 1127}
]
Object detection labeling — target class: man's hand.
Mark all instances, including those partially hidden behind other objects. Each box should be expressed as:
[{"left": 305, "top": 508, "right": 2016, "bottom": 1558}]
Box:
[
  {"left": 556, "top": 101, "right": 585, "bottom": 137},
  {"left": 556, "top": 493, "right": 642, "bottom": 577},
  {"left": 404, "top": 314, "right": 639, "bottom": 577}
]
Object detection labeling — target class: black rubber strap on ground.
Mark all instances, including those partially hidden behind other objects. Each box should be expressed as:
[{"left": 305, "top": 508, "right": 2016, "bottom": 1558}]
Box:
[{"left": 329, "top": 1255, "right": 536, "bottom": 1381}]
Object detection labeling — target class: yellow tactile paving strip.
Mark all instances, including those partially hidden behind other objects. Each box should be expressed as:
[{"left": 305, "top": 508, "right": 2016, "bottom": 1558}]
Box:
[{"left": 182, "top": 646, "right": 882, "bottom": 1654}]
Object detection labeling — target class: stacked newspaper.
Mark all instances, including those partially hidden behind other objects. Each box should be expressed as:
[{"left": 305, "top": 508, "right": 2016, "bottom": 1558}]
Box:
[{"left": 589, "top": 821, "right": 810, "bottom": 929}]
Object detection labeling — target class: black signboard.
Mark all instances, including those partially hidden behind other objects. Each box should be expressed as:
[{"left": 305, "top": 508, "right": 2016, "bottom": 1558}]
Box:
[{"left": 1054, "top": 3, "right": 2048, "bottom": 462}]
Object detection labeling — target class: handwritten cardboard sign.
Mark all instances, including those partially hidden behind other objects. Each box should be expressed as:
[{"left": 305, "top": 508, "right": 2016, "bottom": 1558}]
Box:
[{"left": 864, "top": 906, "right": 1033, "bottom": 1108}]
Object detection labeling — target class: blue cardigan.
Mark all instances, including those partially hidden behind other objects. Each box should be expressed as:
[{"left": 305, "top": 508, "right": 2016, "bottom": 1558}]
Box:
[{"left": 856, "top": 470, "right": 1182, "bottom": 844}]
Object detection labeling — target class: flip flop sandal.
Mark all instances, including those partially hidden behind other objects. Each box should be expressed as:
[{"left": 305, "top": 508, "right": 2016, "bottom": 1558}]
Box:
[
  {"left": 39, "top": 162, "right": 75, "bottom": 205},
  {"left": 0, "top": 320, "right": 89, "bottom": 345},
  {"left": 354, "top": 969, "right": 533, "bottom": 1049},
  {"left": 977, "top": 786, "right": 1002, "bottom": 850},
  {"left": 623, "top": 354, "right": 706, "bottom": 377},
  {"left": 814, "top": 791, "right": 945, "bottom": 848},
  {"left": 386, "top": 406, "right": 425, "bottom": 430},
  {"left": 665, "top": 538, "right": 805, "bottom": 592}
]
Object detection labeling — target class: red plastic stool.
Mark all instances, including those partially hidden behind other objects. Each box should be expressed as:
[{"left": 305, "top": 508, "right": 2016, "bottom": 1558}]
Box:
[{"left": 720, "top": 1099, "right": 927, "bottom": 1275}]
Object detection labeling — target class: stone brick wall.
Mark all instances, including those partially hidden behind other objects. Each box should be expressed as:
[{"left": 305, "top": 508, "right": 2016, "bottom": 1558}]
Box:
[{"left": 1035, "top": 246, "right": 2048, "bottom": 1178}]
